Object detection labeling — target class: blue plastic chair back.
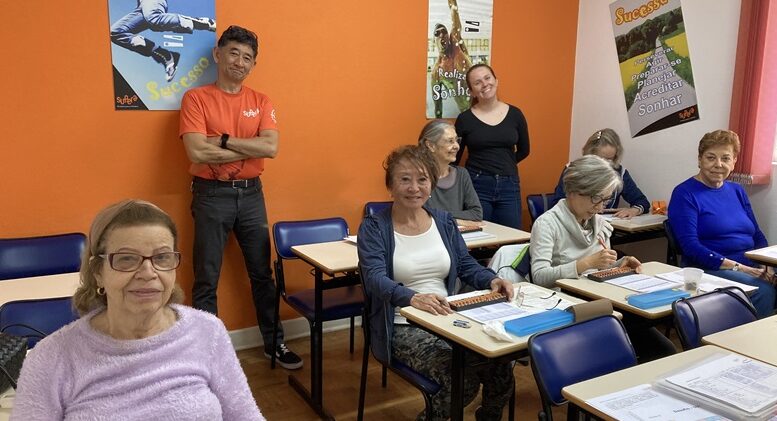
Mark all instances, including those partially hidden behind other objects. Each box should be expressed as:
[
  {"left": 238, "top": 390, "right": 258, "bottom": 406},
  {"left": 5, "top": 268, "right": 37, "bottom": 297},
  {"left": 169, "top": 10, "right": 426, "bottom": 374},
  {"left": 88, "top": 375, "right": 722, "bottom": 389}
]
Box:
[
  {"left": 672, "top": 286, "right": 756, "bottom": 350},
  {"left": 526, "top": 194, "right": 553, "bottom": 223},
  {"left": 273, "top": 218, "right": 349, "bottom": 260},
  {"left": 363, "top": 201, "right": 392, "bottom": 217},
  {"left": 0, "top": 233, "right": 86, "bottom": 280},
  {"left": 0, "top": 297, "right": 79, "bottom": 348},
  {"left": 529, "top": 315, "right": 637, "bottom": 406}
]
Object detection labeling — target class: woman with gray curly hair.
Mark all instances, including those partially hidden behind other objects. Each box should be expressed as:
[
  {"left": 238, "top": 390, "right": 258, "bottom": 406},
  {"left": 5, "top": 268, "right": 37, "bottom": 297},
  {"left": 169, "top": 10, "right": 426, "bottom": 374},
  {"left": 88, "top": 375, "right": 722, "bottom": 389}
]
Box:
[{"left": 12, "top": 199, "right": 264, "bottom": 420}]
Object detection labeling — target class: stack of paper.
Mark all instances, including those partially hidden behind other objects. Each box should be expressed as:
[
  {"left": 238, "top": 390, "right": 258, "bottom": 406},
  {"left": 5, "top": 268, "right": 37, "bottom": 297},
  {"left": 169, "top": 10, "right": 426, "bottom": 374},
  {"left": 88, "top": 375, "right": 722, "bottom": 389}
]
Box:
[
  {"left": 655, "top": 353, "right": 777, "bottom": 420},
  {"left": 655, "top": 270, "right": 759, "bottom": 294}
]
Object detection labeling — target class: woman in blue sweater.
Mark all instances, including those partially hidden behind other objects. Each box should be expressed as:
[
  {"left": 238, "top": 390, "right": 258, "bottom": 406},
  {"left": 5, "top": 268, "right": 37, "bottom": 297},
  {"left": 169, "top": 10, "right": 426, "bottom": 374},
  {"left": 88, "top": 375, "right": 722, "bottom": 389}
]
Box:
[
  {"left": 550, "top": 128, "right": 649, "bottom": 218},
  {"left": 668, "top": 130, "right": 775, "bottom": 317},
  {"left": 358, "top": 145, "right": 515, "bottom": 420}
]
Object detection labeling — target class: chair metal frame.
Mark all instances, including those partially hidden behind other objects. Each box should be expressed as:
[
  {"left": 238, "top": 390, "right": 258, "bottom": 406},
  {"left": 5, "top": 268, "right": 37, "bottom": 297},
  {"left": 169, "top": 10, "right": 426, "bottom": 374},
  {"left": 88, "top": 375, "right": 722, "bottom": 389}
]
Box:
[
  {"left": 663, "top": 219, "right": 684, "bottom": 266},
  {"left": 270, "top": 217, "right": 363, "bottom": 420},
  {"left": 528, "top": 315, "right": 637, "bottom": 421},
  {"left": 672, "top": 286, "right": 757, "bottom": 350}
]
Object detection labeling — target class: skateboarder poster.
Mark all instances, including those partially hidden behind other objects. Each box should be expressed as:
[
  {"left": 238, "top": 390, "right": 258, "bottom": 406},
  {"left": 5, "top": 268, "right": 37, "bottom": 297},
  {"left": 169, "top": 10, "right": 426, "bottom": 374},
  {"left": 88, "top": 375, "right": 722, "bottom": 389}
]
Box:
[
  {"left": 610, "top": 0, "right": 700, "bottom": 137},
  {"left": 109, "top": 0, "right": 217, "bottom": 110},
  {"left": 427, "top": 0, "right": 493, "bottom": 119}
]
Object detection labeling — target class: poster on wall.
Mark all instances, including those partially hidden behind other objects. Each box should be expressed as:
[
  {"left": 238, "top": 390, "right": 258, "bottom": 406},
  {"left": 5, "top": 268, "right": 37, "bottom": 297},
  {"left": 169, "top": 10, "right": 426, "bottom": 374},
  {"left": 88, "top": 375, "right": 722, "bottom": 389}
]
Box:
[
  {"left": 610, "top": 0, "right": 699, "bottom": 137},
  {"left": 108, "top": 0, "right": 218, "bottom": 110},
  {"left": 426, "top": 0, "right": 493, "bottom": 118}
]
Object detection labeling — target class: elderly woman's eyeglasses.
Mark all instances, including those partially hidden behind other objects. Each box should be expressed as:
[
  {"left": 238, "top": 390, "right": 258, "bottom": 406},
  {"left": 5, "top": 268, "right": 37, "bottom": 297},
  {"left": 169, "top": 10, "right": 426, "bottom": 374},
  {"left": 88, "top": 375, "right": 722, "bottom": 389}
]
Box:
[
  {"left": 589, "top": 194, "right": 608, "bottom": 205},
  {"left": 100, "top": 252, "right": 181, "bottom": 272}
]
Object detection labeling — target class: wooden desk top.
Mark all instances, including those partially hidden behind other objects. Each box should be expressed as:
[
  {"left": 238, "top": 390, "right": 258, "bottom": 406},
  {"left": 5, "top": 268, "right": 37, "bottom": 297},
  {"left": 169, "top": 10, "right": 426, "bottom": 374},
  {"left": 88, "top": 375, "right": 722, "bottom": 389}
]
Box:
[
  {"left": 290, "top": 221, "right": 530, "bottom": 276},
  {"left": 607, "top": 214, "right": 666, "bottom": 232},
  {"left": 556, "top": 261, "right": 685, "bottom": 319},
  {"left": 562, "top": 345, "right": 732, "bottom": 421},
  {"left": 702, "top": 315, "right": 777, "bottom": 365},
  {"left": 399, "top": 284, "right": 619, "bottom": 359},
  {"left": 0, "top": 272, "right": 80, "bottom": 307},
  {"left": 466, "top": 221, "right": 531, "bottom": 248},
  {"left": 745, "top": 245, "right": 777, "bottom": 266}
]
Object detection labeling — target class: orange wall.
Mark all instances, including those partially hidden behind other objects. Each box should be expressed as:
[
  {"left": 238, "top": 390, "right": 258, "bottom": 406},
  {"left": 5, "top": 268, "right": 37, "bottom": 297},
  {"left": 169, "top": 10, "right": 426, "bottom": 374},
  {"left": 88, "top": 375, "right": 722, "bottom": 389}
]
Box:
[{"left": 0, "top": 1, "right": 577, "bottom": 330}]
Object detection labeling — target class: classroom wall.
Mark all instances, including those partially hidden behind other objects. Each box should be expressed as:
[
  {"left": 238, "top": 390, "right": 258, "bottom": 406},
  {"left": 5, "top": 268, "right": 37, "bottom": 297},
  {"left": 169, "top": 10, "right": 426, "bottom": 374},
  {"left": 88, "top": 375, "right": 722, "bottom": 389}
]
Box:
[
  {"left": 0, "top": 1, "right": 578, "bottom": 331},
  {"left": 570, "top": 0, "right": 742, "bottom": 207}
]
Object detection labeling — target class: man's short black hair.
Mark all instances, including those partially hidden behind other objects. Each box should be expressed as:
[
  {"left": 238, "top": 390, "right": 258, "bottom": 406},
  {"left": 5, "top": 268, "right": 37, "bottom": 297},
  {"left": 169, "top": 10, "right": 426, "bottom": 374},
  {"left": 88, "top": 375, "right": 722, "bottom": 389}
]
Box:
[{"left": 218, "top": 25, "right": 259, "bottom": 57}]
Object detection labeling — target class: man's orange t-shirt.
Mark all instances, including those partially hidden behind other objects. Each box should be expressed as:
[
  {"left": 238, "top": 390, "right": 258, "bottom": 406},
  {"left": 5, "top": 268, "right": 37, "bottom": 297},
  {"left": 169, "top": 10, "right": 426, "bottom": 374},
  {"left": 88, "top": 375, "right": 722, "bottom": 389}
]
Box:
[{"left": 179, "top": 83, "right": 278, "bottom": 180}]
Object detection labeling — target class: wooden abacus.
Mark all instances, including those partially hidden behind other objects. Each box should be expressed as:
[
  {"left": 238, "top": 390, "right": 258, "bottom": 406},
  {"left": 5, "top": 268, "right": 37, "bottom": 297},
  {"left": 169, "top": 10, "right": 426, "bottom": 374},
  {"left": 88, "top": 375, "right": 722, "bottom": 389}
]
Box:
[
  {"left": 587, "top": 267, "right": 637, "bottom": 282},
  {"left": 448, "top": 291, "right": 508, "bottom": 311}
]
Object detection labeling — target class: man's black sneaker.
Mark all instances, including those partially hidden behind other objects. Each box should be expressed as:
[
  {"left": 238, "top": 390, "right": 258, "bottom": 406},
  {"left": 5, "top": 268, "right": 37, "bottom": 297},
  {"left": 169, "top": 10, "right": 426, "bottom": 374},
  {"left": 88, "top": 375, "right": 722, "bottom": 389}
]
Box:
[{"left": 264, "top": 343, "right": 303, "bottom": 370}]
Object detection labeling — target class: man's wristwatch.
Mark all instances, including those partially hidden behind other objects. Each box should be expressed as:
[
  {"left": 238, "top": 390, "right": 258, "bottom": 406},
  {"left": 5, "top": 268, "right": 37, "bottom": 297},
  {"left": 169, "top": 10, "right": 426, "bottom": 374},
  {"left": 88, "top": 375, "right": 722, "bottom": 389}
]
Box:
[
  {"left": 220, "top": 133, "right": 230, "bottom": 149},
  {"left": 732, "top": 263, "right": 740, "bottom": 271}
]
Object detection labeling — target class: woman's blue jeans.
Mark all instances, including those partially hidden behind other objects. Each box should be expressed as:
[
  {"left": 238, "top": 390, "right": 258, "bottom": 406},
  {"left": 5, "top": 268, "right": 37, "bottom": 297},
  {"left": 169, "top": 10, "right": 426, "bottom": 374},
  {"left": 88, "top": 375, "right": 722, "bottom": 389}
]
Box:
[{"left": 467, "top": 168, "right": 522, "bottom": 229}]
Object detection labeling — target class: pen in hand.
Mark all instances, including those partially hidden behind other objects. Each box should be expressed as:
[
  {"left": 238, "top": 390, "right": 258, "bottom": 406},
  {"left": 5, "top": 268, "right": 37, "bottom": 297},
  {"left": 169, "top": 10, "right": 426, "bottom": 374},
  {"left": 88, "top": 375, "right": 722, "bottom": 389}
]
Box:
[{"left": 598, "top": 237, "right": 607, "bottom": 250}]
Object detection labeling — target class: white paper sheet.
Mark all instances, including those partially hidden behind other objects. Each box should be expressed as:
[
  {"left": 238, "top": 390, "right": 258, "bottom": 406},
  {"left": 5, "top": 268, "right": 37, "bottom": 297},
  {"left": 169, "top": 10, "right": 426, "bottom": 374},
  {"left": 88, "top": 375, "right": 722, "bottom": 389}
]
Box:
[
  {"left": 461, "top": 231, "right": 497, "bottom": 242},
  {"left": 587, "top": 384, "right": 728, "bottom": 421},
  {"left": 605, "top": 274, "right": 683, "bottom": 293},
  {"left": 664, "top": 354, "right": 777, "bottom": 413},
  {"left": 655, "top": 270, "right": 758, "bottom": 293},
  {"left": 451, "top": 284, "right": 575, "bottom": 324}
]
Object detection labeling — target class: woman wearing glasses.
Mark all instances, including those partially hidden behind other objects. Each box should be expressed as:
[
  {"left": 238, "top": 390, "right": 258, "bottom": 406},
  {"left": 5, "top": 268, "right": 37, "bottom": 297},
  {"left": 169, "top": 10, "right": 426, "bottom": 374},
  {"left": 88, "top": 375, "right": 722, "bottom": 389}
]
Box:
[
  {"left": 419, "top": 119, "right": 483, "bottom": 224},
  {"left": 549, "top": 128, "right": 649, "bottom": 218},
  {"left": 530, "top": 156, "right": 674, "bottom": 362},
  {"left": 11, "top": 200, "right": 264, "bottom": 420}
]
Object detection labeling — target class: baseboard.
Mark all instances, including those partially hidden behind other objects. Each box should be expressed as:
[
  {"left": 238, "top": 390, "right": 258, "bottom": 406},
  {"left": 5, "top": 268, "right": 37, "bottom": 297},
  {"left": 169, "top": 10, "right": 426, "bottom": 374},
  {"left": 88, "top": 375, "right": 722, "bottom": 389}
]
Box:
[{"left": 228, "top": 316, "right": 363, "bottom": 351}]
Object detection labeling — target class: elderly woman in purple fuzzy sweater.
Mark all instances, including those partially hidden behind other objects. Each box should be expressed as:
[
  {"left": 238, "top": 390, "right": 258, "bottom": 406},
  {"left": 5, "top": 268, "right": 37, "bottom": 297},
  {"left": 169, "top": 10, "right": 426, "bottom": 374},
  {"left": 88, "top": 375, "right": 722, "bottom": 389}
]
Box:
[{"left": 11, "top": 199, "right": 264, "bottom": 421}]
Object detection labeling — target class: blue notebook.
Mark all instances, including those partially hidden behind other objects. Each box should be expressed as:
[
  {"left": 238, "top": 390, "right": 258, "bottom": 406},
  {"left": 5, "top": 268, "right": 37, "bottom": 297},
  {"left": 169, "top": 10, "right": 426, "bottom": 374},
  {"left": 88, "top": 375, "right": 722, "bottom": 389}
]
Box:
[
  {"left": 504, "top": 309, "right": 574, "bottom": 337},
  {"left": 627, "top": 289, "right": 690, "bottom": 309}
]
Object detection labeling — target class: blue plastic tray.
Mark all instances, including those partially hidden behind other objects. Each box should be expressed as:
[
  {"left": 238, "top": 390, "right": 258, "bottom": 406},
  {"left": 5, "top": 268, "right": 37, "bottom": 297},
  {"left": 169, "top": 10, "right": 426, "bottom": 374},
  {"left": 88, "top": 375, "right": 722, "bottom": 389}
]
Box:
[
  {"left": 627, "top": 289, "right": 690, "bottom": 309},
  {"left": 504, "top": 309, "right": 574, "bottom": 337}
]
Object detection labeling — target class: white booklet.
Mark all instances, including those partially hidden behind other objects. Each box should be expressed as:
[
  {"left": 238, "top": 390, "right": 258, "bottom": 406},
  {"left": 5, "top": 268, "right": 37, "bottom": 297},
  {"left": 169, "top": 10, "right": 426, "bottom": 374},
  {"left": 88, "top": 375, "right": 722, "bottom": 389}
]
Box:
[
  {"left": 587, "top": 384, "right": 729, "bottom": 421},
  {"left": 660, "top": 353, "right": 777, "bottom": 415}
]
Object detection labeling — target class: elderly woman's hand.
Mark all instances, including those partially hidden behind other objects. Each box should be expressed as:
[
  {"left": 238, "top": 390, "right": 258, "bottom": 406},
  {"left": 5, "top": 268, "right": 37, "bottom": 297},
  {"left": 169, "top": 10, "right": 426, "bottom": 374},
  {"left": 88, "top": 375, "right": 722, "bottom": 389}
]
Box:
[
  {"left": 613, "top": 207, "right": 641, "bottom": 219},
  {"left": 489, "top": 277, "right": 515, "bottom": 300},
  {"left": 410, "top": 293, "right": 454, "bottom": 315},
  {"left": 619, "top": 256, "right": 642, "bottom": 273}
]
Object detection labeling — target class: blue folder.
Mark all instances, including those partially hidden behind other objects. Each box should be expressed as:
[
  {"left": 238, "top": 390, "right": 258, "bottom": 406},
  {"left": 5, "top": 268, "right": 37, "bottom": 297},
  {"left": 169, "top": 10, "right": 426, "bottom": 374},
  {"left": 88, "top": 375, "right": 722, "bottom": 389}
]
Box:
[
  {"left": 504, "top": 309, "right": 574, "bottom": 337},
  {"left": 627, "top": 289, "right": 690, "bottom": 309}
]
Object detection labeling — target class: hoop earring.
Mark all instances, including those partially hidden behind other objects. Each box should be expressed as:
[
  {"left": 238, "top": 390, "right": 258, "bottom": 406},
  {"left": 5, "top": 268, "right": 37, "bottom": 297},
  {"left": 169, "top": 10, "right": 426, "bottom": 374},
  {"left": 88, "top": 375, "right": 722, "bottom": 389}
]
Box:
[{"left": 96, "top": 287, "right": 106, "bottom": 296}]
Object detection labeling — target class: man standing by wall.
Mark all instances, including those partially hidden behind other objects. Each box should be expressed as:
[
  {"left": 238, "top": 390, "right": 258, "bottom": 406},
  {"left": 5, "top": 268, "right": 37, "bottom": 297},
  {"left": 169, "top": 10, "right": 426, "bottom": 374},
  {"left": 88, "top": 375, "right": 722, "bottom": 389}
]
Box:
[{"left": 179, "top": 25, "right": 302, "bottom": 370}]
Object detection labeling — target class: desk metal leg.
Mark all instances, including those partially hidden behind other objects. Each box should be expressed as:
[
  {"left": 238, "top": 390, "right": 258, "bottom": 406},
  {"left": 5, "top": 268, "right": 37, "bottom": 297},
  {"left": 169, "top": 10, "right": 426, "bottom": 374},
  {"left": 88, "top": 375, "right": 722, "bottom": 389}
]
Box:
[
  {"left": 450, "top": 344, "right": 465, "bottom": 421},
  {"left": 287, "top": 268, "right": 334, "bottom": 420}
]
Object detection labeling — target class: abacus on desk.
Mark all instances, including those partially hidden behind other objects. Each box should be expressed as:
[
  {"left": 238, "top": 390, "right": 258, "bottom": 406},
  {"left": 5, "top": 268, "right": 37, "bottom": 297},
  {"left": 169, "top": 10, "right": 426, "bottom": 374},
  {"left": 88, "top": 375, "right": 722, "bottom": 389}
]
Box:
[
  {"left": 586, "top": 267, "right": 637, "bottom": 282},
  {"left": 448, "top": 291, "right": 508, "bottom": 311}
]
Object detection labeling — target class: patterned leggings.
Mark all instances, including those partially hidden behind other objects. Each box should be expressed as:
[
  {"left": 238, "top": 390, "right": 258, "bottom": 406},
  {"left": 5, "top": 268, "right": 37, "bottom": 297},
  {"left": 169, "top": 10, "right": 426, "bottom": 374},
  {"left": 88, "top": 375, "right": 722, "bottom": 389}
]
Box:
[{"left": 392, "top": 325, "right": 514, "bottom": 421}]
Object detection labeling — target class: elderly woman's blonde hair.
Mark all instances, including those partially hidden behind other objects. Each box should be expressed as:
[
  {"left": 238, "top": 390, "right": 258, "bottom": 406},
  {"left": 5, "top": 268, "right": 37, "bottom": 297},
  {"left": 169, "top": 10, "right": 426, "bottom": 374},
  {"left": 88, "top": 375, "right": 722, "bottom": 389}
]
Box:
[
  {"left": 73, "top": 199, "right": 184, "bottom": 315},
  {"left": 582, "top": 128, "right": 624, "bottom": 165},
  {"left": 698, "top": 129, "right": 741, "bottom": 157},
  {"left": 563, "top": 155, "right": 623, "bottom": 197}
]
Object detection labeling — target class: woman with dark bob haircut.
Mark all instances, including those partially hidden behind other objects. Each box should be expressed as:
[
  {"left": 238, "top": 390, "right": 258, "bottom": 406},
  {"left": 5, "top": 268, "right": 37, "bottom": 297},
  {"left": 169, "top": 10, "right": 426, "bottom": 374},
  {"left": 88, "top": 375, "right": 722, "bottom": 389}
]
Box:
[
  {"left": 11, "top": 199, "right": 265, "bottom": 420},
  {"left": 668, "top": 130, "right": 776, "bottom": 317},
  {"left": 359, "top": 145, "right": 515, "bottom": 420}
]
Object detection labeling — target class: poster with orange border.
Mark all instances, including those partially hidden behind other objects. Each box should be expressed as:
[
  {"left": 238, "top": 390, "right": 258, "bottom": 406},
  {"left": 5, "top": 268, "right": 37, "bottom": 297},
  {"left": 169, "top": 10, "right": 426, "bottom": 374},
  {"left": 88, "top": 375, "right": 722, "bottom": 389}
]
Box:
[
  {"left": 610, "top": 0, "right": 699, "bottom": 137},
  {"left": 109, "top": 0, "right": 217, "bottom": 110},
  {"left": 426, "top": 0, "right": 493, "bottom": 119}
]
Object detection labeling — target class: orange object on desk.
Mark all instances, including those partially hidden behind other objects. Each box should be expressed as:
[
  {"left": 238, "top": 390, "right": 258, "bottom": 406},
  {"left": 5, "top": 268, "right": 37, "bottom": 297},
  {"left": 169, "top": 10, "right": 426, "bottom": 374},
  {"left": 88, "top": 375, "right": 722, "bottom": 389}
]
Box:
[{"left": 651, "top": 200, "right": 667, "bottom": 215}]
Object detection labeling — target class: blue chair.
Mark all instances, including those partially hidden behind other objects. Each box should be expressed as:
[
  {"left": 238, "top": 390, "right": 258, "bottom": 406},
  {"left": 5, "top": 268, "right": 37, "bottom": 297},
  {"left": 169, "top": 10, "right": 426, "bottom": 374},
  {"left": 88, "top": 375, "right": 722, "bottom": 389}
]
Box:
[
  {"left": 529, "top": 315, "right": 637, "bottom": 421},
  {"left": 270, "top": 217, "right": 363, "bottom": 371},
  {"left": 0, "top": 297, "right": 79, "bottom": 348},
  {"left": 363, "top": 201, "right": 392, "bottom": 217},
  {"left": 0, "top": 233, "right": 86, "bottom": 280},
  {"left": 526, "top": 193, "right": 555, "bottom": 225},
  {"left": 357, "top": 268, "right": 440, "bottom": 421},
  {"left": 672, "top": 286, "right": 757, "bottom": 350}
]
